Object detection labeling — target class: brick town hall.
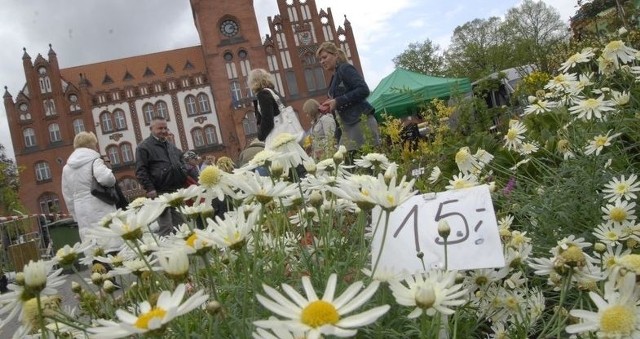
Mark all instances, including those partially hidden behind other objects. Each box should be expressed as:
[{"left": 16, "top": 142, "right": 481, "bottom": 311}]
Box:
[{"left": 2, "top": 0, "right": 364, "bottom": 215}]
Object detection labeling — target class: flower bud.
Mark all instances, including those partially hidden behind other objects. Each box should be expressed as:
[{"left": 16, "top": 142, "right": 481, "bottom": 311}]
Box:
[
  {"left": 309, "top": 190, "right": 324, "bottom": 208},
  {"left": 415, "top": 285, "right": 436, "bottom": 309},
  {"left": 593, "top": 242, "right": 606, "bottom": 254},
  {"left": 71, "top": 281, "right": 82, "bottom": 294},
  {"left": 103, "top": 280, "right": 117, "bottom": 294},
  {"left": 437, "top": 220, "right": 451, "bottom": 239},
  {"left": 206, "top": 300, "right": 222, "bottom": 315},
  {"left": 332, "top": 151, "right": 344, "bottom": 166},
  {"left": 91, "top": 272, "right": 104, "bottom": 286}
]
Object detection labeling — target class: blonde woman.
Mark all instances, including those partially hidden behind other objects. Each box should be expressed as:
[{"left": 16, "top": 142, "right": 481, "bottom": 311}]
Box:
[
  {"left": 316, "top": 41, "right": 380, "bottom": 160},
  {"left": 303, "top": 98, "right": 336, "bottom": 159},
  {"left": 248, "top": 68, "right": 283, "bottom": 143},
  {"left": 61, "top": 131, "right": 123, "bottom": 252}
]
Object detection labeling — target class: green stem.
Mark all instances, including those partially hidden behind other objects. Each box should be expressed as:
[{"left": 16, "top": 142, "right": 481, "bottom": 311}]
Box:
[{"left": 371, "top": 210, "right": 391, "bottom": 277}]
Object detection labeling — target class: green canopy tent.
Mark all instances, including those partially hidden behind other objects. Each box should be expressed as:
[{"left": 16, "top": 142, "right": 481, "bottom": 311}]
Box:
[{"left": 369, "top": 68, "right": 472, "bottom": 120}]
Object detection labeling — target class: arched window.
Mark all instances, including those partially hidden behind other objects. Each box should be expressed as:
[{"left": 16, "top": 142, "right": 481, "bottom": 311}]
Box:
[
  {"left": 39, "top": 77, "right": 52, "bottom": 94},
  {"left": 242, "top": 111, "right": 258, "bottom": 136},
  {"left": 120, "top": 143, "right": 133, "bottom": 163},
  {"left": 38, "top": 192, "right": 59, "bottom": 214},
  {"left": 100, "top": 111, "right": 113, "bottom": 133},
  {"left": 204, "top": 125, "right": 218, "bottom": 145},
  {"left": 191, "top": 128, "right": 205, "bottom": 148},
  {"left": 113, "top": 109, "right": 127, "bottom": 130},
  {"left": 119, "top": 177, "right": 141, "bottom": 192},
  {"left": 44, "top": 99, "right": 56, "bottom": 116},
  {"left": 106, "top": 145, "right": 121, "bottom": 165},
  {"left": 156, "top": 101, "right": 169, "bottom": 120},
  {"left": 35, "top": 161, "right": 51, "bottom": 181},
  {"left": 23, "top": 128, "right": 36, "bottom": 147},
  {"left": 48, "top": 123, "right": 61, "bottom": 142},
  {"left": 143, "top": 103, "right": 155, "bottom": 124},
  {"left": 197, "top": 93, "right": 211, "bottom": 113},
  {"left": 72, "top": 119, "right": 85, "bottom": 135},
  {"left": 185, "top": 95, "right": 197, "bottom": 116}
]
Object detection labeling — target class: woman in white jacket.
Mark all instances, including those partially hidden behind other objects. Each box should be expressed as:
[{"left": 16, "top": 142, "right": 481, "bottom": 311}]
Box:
[{"left": 61, "top": 132, "right": 123, "bottom": 252}]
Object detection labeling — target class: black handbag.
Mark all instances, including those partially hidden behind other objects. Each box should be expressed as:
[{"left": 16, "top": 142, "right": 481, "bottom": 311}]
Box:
[{"left": 90, "top": 159, "right": 119, "bottom": 205}]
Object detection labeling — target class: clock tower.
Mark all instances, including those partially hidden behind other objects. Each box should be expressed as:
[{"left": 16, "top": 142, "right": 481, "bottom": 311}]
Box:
[{"left": 190, "top": 0, "right": 269, "bottom": 156}]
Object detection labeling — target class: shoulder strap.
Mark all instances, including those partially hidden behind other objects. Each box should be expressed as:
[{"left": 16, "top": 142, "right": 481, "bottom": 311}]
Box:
[
  {"left": 91, "top": 158, "right": 98, "bottom": 179},
  {"left": 264, "top": 88, "right": 285, "bottom": 110}
]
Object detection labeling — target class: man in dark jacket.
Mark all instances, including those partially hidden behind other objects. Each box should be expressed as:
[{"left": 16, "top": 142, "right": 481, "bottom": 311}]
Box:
[{"left": 135, "top": 116, "right": 186, "bottom": 235}]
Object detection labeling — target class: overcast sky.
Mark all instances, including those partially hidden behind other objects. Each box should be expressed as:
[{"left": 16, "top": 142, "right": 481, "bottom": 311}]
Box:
[{"left": 0, "top": 0, "right": 578, "bottom": 159}]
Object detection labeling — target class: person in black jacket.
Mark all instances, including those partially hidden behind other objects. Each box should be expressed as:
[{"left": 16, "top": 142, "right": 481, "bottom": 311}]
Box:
[
  {"left": 135, "top": 116, "right": 187, "bottom": 235},
  {"left": 248, "top": 68, "right": 282, "bottom": 143},
  {"left": 317, "top": 41, "right": 380, "bottom": 162}
]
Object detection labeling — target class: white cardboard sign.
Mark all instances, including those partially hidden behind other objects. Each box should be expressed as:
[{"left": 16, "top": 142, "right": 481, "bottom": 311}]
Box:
[{"left": 371, "top": 184, "right": 505, "bottom": 272}]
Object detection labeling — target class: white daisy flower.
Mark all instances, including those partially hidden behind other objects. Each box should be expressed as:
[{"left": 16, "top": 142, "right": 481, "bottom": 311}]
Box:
[
  {"left": 354, "top": 153, "right": 390, "bottom": 172},
  {"left": 592, "top": 223, "right": 624, "bottom": 246},
  {"left": 517, "top": 141, "right": 539, "bottom": 155},
  {"left": 455, "top": 146, "right": 478, "bottom": 174},
  {"left": 156, "top": 248, "right": 190, "bottom": 280},
  {"left": 234, "top": 174, "right": 299, "bottom": 205},
  {"left": 611, "top": 90, "right": 630, "bottom": 106},
  {"left": 544, "top": 73, "right": 578, "bottom": 92},
  {"left": 566, "top": 272, "right": 640, "bottom": 337},
  {"left": 367, "top": 174, "right": 416, "bottom": 212},
  {"left": 602, "top": 174, "right": 640, "bottom": 202},
  {"left": 558, "top": 47, "right": 596, "bottom": 73},
  {"left": 503, "top": 120, "right": 527, "bottom": 151},
  {"left": 569, "top": 95, "right": 615, "bottom": 121},
  {"left": 88, "top": 284, "right": 209, "bottom": 338},
  {"left": 601, "top": 200, "right": 636, "bottom": 227},
  {"left": 389, "top": 269, "right": 467, "bottom": 318},
  {"left": 523, "top": 99, "right": 557, "bottom": 115},
  {"left": 0, "top": 259, "right": 64, "bottom": 329},
  {"left": 445, "top": 172, "right": 479, "bottom": 190},
  {"left": 254, "top": 273, "right": 390, "bottom": 338},
  {"left": 195, "top": 206, "right": 259, "bottom": 251},
  {"left": 602, "top": 40, "right": 638, "bottom": 67},
  {"left": 584, "top": 130, "right": 621, "bottom": 156},
  {"left": 428, "top": 166, "right": 441, "bottom": 184}
]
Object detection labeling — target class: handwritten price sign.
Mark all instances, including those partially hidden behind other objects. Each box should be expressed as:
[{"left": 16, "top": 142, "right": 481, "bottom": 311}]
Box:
[{"left": 371, "top": 185, "right": 505, "bottom": 272}]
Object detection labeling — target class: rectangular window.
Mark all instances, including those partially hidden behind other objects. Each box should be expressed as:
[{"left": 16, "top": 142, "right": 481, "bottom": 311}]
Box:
[{"left": 286, "top": 71, "right": 298, "bottom": 96}]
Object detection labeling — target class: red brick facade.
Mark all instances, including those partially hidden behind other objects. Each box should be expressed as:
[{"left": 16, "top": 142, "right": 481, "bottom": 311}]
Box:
[{"left": 3, "top": 0, "right": 363, "bottom": 215}]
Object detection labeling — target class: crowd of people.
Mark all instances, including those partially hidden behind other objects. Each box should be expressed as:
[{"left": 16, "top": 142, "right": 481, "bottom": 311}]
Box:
[{"left": 60, "top": 41, "right": 379, "bottom": 244}]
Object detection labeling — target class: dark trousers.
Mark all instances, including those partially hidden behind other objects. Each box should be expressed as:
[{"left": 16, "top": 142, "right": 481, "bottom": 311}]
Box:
[{"left": 156, "top": 207, "right": 185, "bottom": 236}]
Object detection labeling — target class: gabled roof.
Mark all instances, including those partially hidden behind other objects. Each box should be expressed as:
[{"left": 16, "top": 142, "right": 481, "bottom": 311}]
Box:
[{"left": 60, "top": 46, "right": 205, "bottom": 92}]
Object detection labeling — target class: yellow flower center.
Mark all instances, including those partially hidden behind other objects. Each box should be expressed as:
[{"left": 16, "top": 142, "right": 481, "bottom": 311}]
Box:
[
  {"left": 620, "top": 254, "right": 640, "bottom": 273},
  {"left": 386, "top": 194, "right": 395, "bottom": 206},
  {"left": 600, "top": 305, "right": 635, "bottom": 335},
  {"left": 186, "top": 233, "right": 198, "bottom": 248},
  {"left": 560, "top": 245, "right": 585, "bottom": 267},
  {"left": 605, "top": 231, "right": 619, "bottom": 241},
  {"left": 300, "top": 300, "right": 340, "bottom": 328},
  {"left": 199, "top": 166, "right": 222, "bottom": 187},
  {"left": 615, "top": 183, "right": 630, "bottom": 194},
  {"left": 584, "top": 98, "right": 599, "bottom": 109},
  {"left": 135, "top": 307, "right": 167, "bottom": 329},
  {"left": 455, "top": 150, "right": 470, "bottom": 165},
  {"left": 224, "top": 231, "right": 242, "bottom": 245},
  {"left": 595, "top": 136, "right": 608, "bottom": 147},
  {"left": 609, "top": 207, "right": 628, "bottom": 223},
  {"left": 503, "top": 295, "right": 519, "bottom": 311},
  {"left": 506, "top": 129, "right": 518, "bottom": 141},
  {"left": 475, "top": 276, "right": 488, "bottom": 286}
]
